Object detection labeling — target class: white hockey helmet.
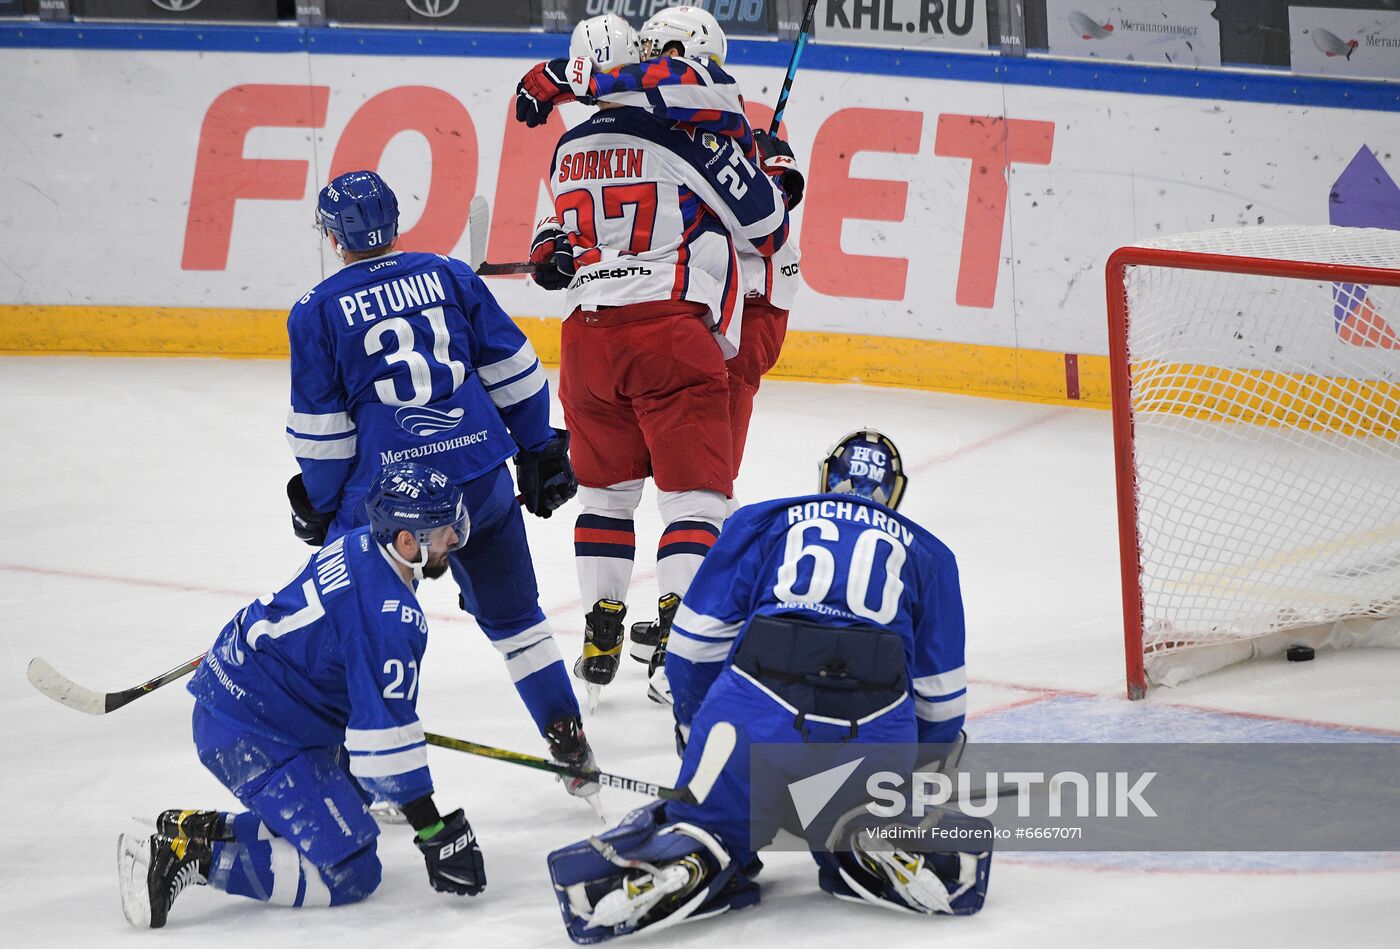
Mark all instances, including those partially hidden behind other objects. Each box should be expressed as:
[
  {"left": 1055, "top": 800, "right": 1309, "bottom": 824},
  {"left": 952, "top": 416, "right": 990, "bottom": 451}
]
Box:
[
  {"left": 570, "top": 13, "right": 642, "bottom": 72},
  {"left": 639, "top": 5, "right": 727, "bottom": 66}
]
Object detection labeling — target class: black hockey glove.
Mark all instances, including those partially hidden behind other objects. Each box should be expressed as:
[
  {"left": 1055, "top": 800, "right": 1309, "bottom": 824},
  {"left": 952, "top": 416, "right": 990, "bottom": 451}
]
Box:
[
  {"left": 528, "top": 218, "right": 577, "bottom": 292},
  {"left": 754, "top": 130, "right": 805, "bottom": 210},
  {"left": 415, "top": 809, "right": 486, "bottom": 897},
  {"left": 515, "top": 428, "right": 578, "bottom": 519},
  {"left": 286, "top": 474, "right": 334, "bottom": 547}
]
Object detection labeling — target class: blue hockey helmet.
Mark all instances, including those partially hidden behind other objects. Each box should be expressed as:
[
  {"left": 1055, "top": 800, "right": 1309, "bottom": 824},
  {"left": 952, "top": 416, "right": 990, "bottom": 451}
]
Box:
[
  {"left": 367, "top": 462, "right": 469, "bottom": 552},
  {"left": 819, "top": 429, "right": 907, "bottom": 511},
  {"left": 316, "top": 170, "right": 399, "bottom": 253}
]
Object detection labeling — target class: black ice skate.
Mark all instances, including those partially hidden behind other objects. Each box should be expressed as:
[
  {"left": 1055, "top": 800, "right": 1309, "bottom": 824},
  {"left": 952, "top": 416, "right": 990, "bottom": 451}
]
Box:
[
  {"left": 645, "top": 618, "right": 673, "bottom": 707},
  {"left": 574, "top": 599, "right": 626, "bottom": 711},
  {"left": 117, "top": 831, "right": 212, "bottom": 929},
  {"left": 629, "top": 592, "right": 681, "bottom": 664},
  {"left": 545, "top": 716, "right": 604, "bottom": 817},
  {"left": 156, "top": 809, "right": 232, "bottom": 844}
]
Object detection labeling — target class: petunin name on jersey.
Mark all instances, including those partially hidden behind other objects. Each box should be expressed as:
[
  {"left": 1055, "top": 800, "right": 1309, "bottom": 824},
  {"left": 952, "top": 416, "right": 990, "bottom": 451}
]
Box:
[
  {"left": 337, "top": 271, "right": 447, "bottom": 326},
  {"left": 787, "top": 498, "right": 915, "bottom": 546}
]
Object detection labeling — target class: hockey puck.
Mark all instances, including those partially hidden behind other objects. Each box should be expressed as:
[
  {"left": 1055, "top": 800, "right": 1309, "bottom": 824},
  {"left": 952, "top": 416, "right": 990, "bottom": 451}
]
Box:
[{"left": 1286, "top": 645, "right": 1315, "bottom": 662}]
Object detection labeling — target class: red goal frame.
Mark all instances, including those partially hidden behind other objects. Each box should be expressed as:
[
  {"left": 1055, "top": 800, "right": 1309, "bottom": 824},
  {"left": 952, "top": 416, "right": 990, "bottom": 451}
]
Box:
[{"left": 1105, "top": 245, "right": 1400, "bottom": 699}]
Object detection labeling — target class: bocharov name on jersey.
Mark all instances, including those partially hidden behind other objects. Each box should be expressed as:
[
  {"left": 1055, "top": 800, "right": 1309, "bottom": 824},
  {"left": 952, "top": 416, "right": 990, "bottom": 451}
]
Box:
[
  {"left": 335, "top": 265, "right": 448, "bottom": 325},
  {"left": 785, "top": 497, "right": 916, "bottom": 546}
]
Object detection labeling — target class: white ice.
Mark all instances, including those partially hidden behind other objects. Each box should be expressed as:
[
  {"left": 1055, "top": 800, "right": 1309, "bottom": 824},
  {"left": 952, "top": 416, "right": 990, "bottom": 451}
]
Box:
[{"left": 2, "top": 357, "right": 1397, "bottom": 947}]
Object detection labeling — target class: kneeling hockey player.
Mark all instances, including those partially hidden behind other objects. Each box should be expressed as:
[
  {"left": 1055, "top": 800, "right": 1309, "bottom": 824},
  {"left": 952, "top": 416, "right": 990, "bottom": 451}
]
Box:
[
  {"left": 118, "top": 463, "right": 485, "bottom": 927},
  {"left": 546, "top": 430, "right": 991, "bottom": 941}
]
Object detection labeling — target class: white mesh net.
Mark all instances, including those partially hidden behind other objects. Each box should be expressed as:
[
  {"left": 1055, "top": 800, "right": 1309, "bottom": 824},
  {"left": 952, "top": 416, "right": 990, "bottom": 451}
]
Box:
[{"left": 1116, "top": 226, "right": 1400, "bottom": 687}]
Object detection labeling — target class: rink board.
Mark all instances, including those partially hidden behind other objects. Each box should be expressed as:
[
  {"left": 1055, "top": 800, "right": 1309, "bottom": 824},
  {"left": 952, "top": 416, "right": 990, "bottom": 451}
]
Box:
[{"left": 2, "top": 24, "right": 1397, "bottom": 404}]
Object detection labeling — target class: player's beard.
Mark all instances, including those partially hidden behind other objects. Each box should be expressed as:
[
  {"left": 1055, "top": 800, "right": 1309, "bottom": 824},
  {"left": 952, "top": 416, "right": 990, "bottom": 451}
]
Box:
[{"left": 422, "top": 554, "right": 451, "bottom": 580}]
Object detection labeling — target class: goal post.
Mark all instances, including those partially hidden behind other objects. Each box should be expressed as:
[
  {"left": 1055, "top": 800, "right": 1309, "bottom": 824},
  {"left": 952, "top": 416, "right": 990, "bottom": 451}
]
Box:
[{"left": 1105, "top": 226, "right": 1400, "bottom": 699}]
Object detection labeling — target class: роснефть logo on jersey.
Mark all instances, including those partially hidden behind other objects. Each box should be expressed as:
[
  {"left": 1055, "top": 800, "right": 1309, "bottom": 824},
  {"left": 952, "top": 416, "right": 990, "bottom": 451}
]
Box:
[
  {"left": 395, "top": 405, "right": 466, "bottom": 437},
  {"left": 406, "top": 0, "right": 460, "bottom": 17}
]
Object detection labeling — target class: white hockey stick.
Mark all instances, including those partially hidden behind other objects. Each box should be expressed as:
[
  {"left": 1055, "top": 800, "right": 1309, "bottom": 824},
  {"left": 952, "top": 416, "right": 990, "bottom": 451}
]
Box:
[
  {"left": 27, "top": 653, "right": 204, "bottom": 715},
  {"left": 465, "top": 193, "right": 544, "bottom": 276}
]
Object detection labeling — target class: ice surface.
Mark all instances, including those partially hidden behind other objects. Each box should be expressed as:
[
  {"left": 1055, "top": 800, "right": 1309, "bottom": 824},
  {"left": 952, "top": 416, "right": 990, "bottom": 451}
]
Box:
[{"left": 1, "top": 357, "right": 1396, "bottom": 947}]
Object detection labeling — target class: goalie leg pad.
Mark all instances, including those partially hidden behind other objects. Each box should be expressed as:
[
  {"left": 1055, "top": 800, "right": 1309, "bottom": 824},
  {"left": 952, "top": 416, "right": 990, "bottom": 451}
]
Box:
[
  {"left": 815, "top": 804, "right": 992, "bottom": 916},
  {"left": 547, "top": 801, "right": 757, "bottom": 944}
]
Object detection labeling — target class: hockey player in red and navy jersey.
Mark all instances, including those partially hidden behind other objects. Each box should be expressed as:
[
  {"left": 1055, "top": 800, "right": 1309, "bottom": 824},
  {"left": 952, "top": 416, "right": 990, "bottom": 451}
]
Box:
[
  {"left": 515, "top": 9, "right": 805, "bottom": 706},
  {"left": 283, "top": 171, "right": 598, "bottom": 799},
  {"left": 118, "top": 465, "right": 484, "bottom": 928}
]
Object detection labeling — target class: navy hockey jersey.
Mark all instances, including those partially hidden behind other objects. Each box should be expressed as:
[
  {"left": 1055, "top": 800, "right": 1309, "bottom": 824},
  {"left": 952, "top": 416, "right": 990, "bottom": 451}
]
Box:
[
  {"left": 189, "top": 528, "right": 435, "bottom": 805},
  {"left": 549, "top": 106, "right": 789, "bottom": 357},
  {"left": 286, "top": 251, "right": 552, "bottom": 522},
  {"left": 667, "top": 494, "right": 967, "bottom": 744}
]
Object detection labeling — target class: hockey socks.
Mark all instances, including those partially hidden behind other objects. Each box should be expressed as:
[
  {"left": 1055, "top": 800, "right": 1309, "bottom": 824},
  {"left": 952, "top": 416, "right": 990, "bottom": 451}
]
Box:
[{"left": 574, "top": 513, "right": 636, "bottom": 607}]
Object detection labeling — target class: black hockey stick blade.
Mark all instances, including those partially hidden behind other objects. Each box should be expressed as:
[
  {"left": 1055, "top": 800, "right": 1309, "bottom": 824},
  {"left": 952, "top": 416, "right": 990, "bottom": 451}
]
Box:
[
  {"left": 475, "top": 261, "right": 545, "bottom": 276},
  {"left": 27, "top": 653, "right": 204, "bottom": 715}
]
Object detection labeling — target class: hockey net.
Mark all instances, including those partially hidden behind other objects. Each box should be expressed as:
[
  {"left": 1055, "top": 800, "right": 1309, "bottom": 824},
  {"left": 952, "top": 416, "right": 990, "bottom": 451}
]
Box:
[{"left": 1106, "top": 226, "right": 1400, "bottom": 698}]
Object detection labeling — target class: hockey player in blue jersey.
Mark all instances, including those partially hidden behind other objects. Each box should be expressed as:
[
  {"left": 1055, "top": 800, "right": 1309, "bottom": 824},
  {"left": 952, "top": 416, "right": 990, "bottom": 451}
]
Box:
[
  {"left": 546, "top": 431, "right": 991, "bottom": 942},
  {"left": 285, "top": 170, "right": 596, "bottom": 796},
  {"left": 117, "top": 463, "right": 485, "bottom": 928}
]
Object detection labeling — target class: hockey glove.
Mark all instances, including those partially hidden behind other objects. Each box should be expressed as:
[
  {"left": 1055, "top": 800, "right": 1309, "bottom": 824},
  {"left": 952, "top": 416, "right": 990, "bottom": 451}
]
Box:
[
  {"left": 754, "top": 130, "right": 805, "bottom": 210},
  {"left": 515, "top": 57, "right": 593, "bottom": 128},
  {"left": 528, "top": 217, "right": 578, "bottom": 292},
  {"left": 415, "top": 809, "right": 486, "bottom": 897},
  {"left": 515, "top": 428, "right": 578, "bottom": 519},
  {"left": 286, "top": 474, "right": 334, "bottom": 547}
]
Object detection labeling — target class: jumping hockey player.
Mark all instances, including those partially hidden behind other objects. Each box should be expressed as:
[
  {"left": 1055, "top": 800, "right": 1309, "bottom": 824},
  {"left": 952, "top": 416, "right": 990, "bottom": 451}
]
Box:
[
  {"left": 546, "top": 431, "right": 990, "bottom": 942},
  {"left": 514, "top": 7, "right": 804, "bottom": 700},
  {"left": 286, "top": 170, "right": 596, "bottom": 797},
  {"left": 118, "top": 463, "right": 485, "bottom": 928}
]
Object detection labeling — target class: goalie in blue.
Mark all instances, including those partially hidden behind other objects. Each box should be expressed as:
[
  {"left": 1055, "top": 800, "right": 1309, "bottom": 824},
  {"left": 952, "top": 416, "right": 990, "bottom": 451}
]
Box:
[
  {"left": 547, "top": 430, "right": 991, "bottom": 942},
  {"left": 117, "top": 464, "right": 484, "bottom": 928},
  {"left": 285, "top": 170, "right": 595, "bottom": 799}
]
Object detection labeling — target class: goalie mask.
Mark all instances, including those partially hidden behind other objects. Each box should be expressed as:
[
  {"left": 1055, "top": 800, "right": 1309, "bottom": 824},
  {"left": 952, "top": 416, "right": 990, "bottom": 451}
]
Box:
[
  {"left": 819, "top": 429, "right": 907, "bottom": 511},
  {"left": 570, "top": 13, "right": 641, "bottom": 72}
]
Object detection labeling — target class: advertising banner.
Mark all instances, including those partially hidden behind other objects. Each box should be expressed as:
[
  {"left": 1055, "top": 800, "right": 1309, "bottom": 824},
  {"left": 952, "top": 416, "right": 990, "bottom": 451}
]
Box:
[
  {"left": 555, "top": 0, "right": 776, "bottom": 36},
  {"left": 326, "top": 0, "right": 537, "bottom": 29},
  {"left": 1290, "top": 5, "right": 1400, "bottom": 80},
  {"left": 0, "top": 0, "right": 36, "bottom": 18},
  {"left": 77, "top": 0, "right": 278, "bottom": 20},
  {"left": 1, "top": 44, "right": 1392, "bottom": 368},
  {"left": 817, "top": 0, "right": 989, "bottom": 52},
  {"left": 1044, "top": 0, "right": 1221, "bottom": 66}
]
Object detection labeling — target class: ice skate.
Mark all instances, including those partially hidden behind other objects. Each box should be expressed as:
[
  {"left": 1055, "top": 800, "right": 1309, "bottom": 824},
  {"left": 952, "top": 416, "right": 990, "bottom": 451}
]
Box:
[
  {"left": 117, "top": 831, "right": 211, "bottom": 929},
  {"left": 645, "top": 618, "right": 674, "bottom": 706},
  {"left": 546, "top": 716, "right": 604, "bottom": 816},
  {"left": 155, "top": 809, "right": 231, "bottom": 843},
  {"left": 574, "top": 599, "right": 626, "bottom": 711},
  {"left": 629, "top": 592, "right": 680, "bottom": 664}
]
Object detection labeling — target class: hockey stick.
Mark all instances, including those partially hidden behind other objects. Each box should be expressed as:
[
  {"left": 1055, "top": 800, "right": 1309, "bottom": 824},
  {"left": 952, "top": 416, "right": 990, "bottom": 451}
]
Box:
[
  {"left": 426, "top": 721, "right": 737, "bottom": 805},
  {"left": 466, "top": 194, "right": 544, "bottom": 277},
  {"left": 27, "top": 653, "right": 203, "bottom": 715},
  {"left": 770, "top": 0, "right": 819, "bottom": 134}
]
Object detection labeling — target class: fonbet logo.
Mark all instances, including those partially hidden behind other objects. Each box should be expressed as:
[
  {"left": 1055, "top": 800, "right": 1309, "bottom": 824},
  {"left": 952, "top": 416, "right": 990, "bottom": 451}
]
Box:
[
  {"left": 1069, "top": 11, "right": 1113, "bottom": 40},
  {"left": 407, "top": 0, "right": 460, "bottom": 18},
  {"left": 395, "top": 405, "right": 465, "bottom": 437}
]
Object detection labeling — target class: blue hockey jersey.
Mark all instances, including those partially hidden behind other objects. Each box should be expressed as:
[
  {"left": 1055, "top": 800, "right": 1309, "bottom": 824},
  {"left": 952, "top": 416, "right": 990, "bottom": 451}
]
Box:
[
  {"left": 285, "top": 251, "right": 553, "bottom": 525},
  {"left": 666, "top": 494, "right": 967, "bottom": 744},
  {"left": 189, "top": 528, "right": 435, "bottom": 805}
]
